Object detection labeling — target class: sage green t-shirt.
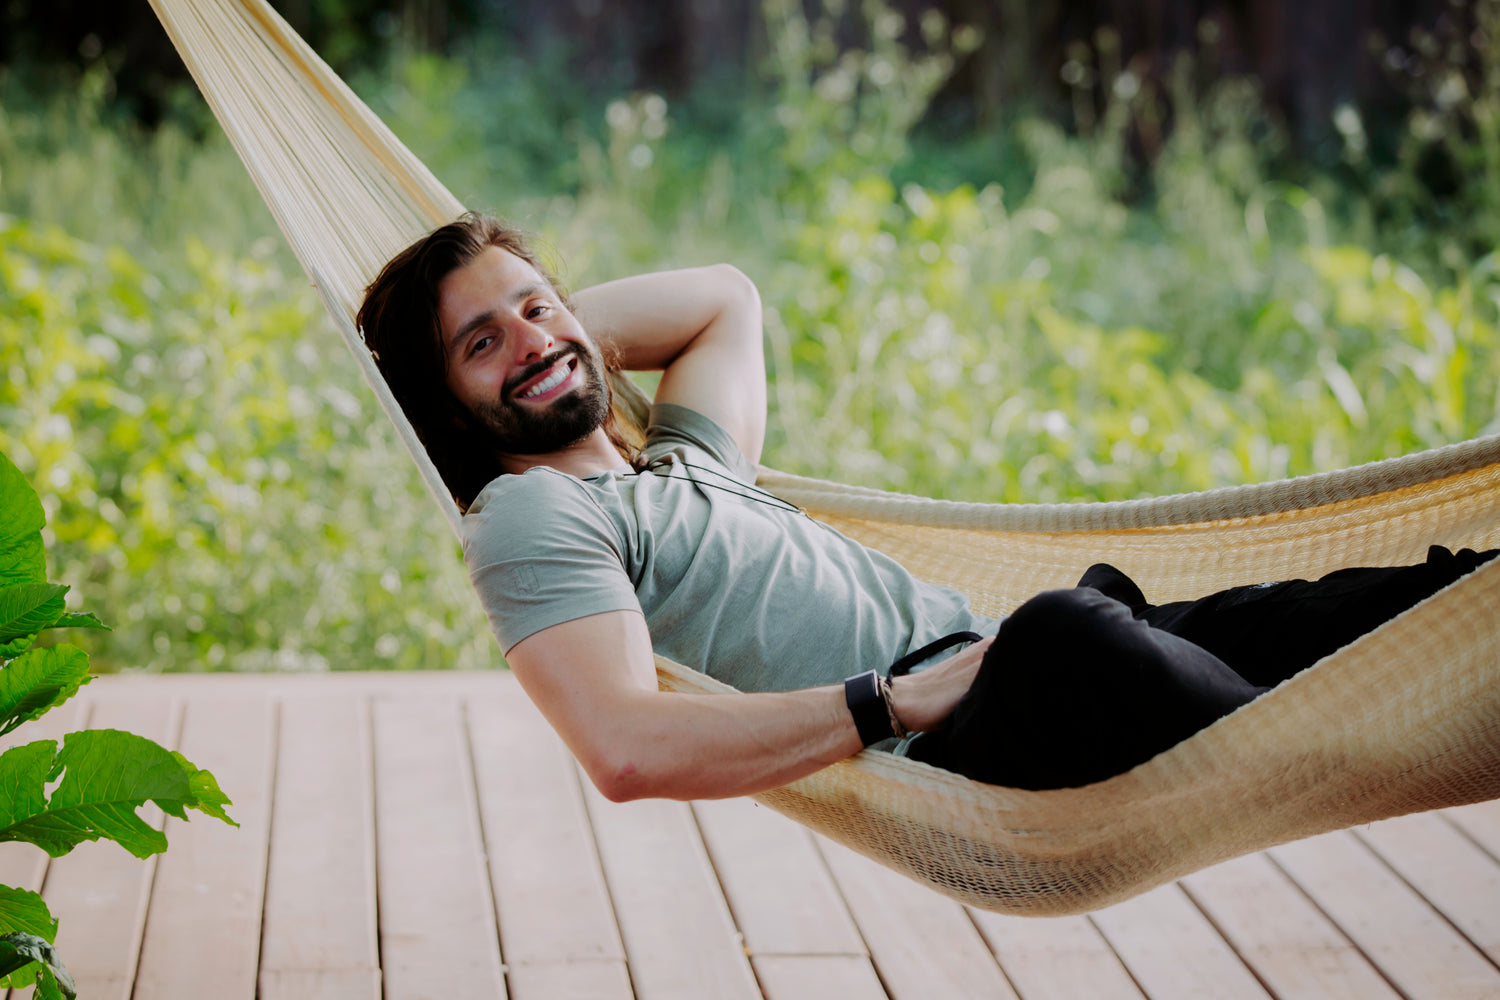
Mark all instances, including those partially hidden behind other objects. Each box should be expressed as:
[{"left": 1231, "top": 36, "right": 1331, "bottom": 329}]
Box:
[{"left": 462, "top": 403, "right": 998, "bottom": 691}]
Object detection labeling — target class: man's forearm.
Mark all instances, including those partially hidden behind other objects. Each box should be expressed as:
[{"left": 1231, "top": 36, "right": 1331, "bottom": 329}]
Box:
[
  {"left": 571, "top": 264, "right": 757, "bottom": 372},
  {"left": 584, "top": 684, "right": 865, "bottom": 802}
]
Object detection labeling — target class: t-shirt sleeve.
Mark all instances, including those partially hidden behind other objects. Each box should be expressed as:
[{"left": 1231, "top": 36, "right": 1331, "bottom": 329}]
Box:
[
  {"left": 643, "top": 403, "right": 759, "bottom": 482},
  {"left": 461, "top": 471, "right": 641, "bottom": 653}
]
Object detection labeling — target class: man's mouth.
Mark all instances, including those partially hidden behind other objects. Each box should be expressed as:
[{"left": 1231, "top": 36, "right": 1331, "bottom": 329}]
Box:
[{"left": 512, "top": 355, "right": 579, "bottom": 402}]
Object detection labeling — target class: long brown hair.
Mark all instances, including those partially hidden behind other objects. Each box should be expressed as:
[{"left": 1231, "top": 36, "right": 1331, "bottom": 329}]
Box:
[{"left": 357, "top": 213, "right": 632, "bottom": 511}]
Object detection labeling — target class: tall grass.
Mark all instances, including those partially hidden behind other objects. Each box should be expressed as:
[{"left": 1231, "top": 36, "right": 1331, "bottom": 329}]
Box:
[{"left": 2, "top": 0, "right": 1498, "bottom": 671}]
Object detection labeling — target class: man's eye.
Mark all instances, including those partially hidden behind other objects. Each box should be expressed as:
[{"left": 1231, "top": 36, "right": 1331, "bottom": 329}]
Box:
[
  {"left": 527, "top": 304, "right": 550, "bottom": 320},
  {"left": 470, "top": 336, "right": 492, "bottom": 356}
]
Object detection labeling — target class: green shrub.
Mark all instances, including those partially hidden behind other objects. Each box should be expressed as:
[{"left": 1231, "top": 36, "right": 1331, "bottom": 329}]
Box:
[
  {"left": 0, "top": 217, "right": 491, "bottom": 674},
  {"left": 0, "top": 448, "right": 232, "bottom": 998}
]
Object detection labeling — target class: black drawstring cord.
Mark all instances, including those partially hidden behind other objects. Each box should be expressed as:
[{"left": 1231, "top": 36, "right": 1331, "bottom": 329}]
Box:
[{"left": 886, "top": 631, "right": 984, "bottom": 678}]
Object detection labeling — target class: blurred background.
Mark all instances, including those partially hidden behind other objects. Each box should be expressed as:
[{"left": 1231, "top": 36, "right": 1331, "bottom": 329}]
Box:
[{"left": 2, "top": 0, "right": 1498, "bottom": 673}]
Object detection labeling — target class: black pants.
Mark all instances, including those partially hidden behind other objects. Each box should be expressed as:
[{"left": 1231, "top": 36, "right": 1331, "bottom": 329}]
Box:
[{"left": 907, "top": 545, "right": 1497, "bottom": 790}]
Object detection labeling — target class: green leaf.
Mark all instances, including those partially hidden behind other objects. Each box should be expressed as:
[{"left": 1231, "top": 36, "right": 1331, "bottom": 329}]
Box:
[
  {"left": 0, "top": 453, "right": 45, "bottom": 591},
  {"left": 48, "top": 613, "right": 107, "bottom": 633},
  {"left": 0, "top": 647, "right": 93, "bottom": 737},
  {"left": 0, "top": 584, "right": 68, "bottom": 659},
  {"left": 0, "top": 933, "right": 76, "bottom": 1000},
  {"left": 0, "top": 732, "right": 235, "bottom": 860},
  {"left": 0, "top": 886, "right": 57, "bottom": 942}
]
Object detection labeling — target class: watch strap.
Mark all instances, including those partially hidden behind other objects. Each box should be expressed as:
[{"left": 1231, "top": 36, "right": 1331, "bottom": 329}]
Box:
[{"left": 844, "top": 669, "right": 893, "bottom": 746}]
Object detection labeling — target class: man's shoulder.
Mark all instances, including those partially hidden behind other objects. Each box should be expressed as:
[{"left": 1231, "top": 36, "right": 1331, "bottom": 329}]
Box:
[
  {"left": 461, "top": 466, "right": 622, "bottom": 557},
  {"left": 466, "top": 465, "right": 590, "bottom": 515}
]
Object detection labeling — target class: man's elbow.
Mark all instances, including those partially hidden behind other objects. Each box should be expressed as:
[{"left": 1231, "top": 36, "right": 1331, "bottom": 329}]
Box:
[
  {"left": 581, "top": 750, "right": 672, "bottom": 803},
  {"left": 709, "top": 263, "right": 760, "bottom": 315}
]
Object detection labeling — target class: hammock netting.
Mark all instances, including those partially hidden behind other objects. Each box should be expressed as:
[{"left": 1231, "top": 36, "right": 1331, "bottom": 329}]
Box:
[{"left": 149, "top": 0, "right": 1500, "bottom": 916}]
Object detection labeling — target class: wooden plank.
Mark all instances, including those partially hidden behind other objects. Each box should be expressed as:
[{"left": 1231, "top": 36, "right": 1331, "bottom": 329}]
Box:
[
  {"left": 692, "top": 796, "right": 868, "bottom": 958},
  {"left": 581, "top": 783, "right": 762, "bottom": 1000},
  {"left": 752, "top": 954, "right": 889, "bottom": 1000},
  {"left": 968, "top": 909, "right": 1146, "bottom": 1000},
  {"left": 259, "top": 970, "right": 384, "bottom": 997},
  {"left": 506, "top": 961, "right": 639, "bottom": 1000},
  {"left": 132, "top": 695, "right": 276, "bottom": 1000},
  {"left": 816, "top": 836, "right": 1019, "bottom": 1000},
  {"left": 468, "top": 680, "right": 632, "bottom": 999},
  {"left": 1272, "top": 829, "right": 1500, "bottom": 1000},
  {"left": 695, "top": 797, "right": 883, "bottom": 1000},
  {"left": 372, "top": 695, "right": 508, "bottom": 999},
  {"left": 1090, "top": 882, "right": 1272, "bottom": 1000},
  {"left": 1357, "top": 812, "right": 1500, "bottom": 967},
  {"left": 40, "top": 696, "right": 175, "bottom": 1000},
  {"left": 258, "top": 696, "right": 380, "bottom": 1000},
  {"left": 1181, "top": 852, "right": 1403, "bottom": 1000}
]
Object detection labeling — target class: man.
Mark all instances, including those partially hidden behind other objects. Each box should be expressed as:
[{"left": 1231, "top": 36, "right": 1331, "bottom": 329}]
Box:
[{"left": 358, "top": 213, "right": 1492, "bottom": 800}]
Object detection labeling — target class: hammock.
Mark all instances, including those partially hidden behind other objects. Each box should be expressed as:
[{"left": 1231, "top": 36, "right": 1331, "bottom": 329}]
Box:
[{"left": 148, "top": 0, "right": 1500, "bottom": 916}]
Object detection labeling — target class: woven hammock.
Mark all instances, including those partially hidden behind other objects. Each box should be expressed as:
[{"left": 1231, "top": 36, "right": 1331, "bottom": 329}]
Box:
[{"left": 149, "top": 0, "right": 1500, "bottom": 916}]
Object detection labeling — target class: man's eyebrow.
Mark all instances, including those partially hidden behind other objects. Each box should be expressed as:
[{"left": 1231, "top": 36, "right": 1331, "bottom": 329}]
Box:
[{"left": 446, "top": 282, "right": 551, "bottom": 355}]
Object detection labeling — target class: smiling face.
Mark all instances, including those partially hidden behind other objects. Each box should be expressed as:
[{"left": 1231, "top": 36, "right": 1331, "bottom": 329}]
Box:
[{"left": 437, "top": 245, "right": 611, "bottom": 458}]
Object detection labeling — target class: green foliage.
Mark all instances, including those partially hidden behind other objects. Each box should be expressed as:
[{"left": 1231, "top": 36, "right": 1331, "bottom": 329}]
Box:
[
  {"left": 0, "top": 932, "right": 75, "bottom": 1000},
  {"left": 0, "top": 449, "right": 232, "bottom": 996},
  {"left": 0, "top": 216, "right": 492, "bottom": 674},
  {"left": 0, "top": 731, "right": 233, "bottom": 859}
]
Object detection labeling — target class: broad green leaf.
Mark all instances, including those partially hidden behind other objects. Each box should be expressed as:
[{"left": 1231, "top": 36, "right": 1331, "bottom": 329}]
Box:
[
  {"left": 0, "top": 933, "right": 76, "bottom": 1000},
  {"left": 0, "top": 647, "right": 93, "bottom": 737},
  {"left": 0, "top": 584, "right": 68, "bottom": 659},
  {"left": 0, "top": 886, "right": 57, "bottom": 941},
  {"left": 173, "top": 751, "right": 236, "bottom": 826},
  {"left": 48, "top": 613, "right": 107, "bottom": 633},
  {"left": 0, "top": 454, "right": 45, "bottom": 591},
  {"left": 0, "top": 744, "right": 56, "bottom": 831},
  {"left": 0, "top": 731, "right": 235, "bottom": 859}
]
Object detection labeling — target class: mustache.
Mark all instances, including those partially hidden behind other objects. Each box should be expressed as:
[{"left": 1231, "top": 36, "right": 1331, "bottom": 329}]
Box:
[{"left": 503, "top": 344, "right": 584, "bottom": 399}]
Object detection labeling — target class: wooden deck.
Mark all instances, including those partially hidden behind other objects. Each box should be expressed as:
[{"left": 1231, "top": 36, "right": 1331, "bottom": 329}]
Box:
[{"left": 3, "top": 671, "right": 1498, "bottom": 1000}]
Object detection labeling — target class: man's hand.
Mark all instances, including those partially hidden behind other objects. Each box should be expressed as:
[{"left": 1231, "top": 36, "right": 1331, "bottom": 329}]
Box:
[{"left": 888, "top": 635, "right": 995, "bottom": 733}]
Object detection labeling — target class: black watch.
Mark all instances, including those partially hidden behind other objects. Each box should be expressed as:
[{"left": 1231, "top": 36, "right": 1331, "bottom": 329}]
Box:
[{"left": 844, "top": 669, "right": 892, "bottom": 746}]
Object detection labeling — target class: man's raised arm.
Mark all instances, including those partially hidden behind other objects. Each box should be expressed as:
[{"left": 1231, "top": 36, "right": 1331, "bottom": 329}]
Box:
[{"left": 571, "top": 264, "right": 767, "bottom": 464}]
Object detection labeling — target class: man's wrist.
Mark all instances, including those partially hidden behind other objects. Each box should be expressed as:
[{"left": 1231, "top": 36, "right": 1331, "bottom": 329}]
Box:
[{"left": 844, "top": 670, "right": 907, "bottom": 746}]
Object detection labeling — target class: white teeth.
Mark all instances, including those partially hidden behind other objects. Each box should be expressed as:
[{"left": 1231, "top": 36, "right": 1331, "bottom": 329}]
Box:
[{"left": 520, "top": 364, "right": 570, "bottom": 399}]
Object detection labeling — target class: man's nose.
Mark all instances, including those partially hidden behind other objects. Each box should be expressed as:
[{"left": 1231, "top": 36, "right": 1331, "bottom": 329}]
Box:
[{"left": 512, "top": 322, "right": 554, "bottom": 361}]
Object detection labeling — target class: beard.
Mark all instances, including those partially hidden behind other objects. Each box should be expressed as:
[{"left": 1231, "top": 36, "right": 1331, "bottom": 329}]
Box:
[{"left": 464, "top": 340, "right": 612, "bottom": 456}]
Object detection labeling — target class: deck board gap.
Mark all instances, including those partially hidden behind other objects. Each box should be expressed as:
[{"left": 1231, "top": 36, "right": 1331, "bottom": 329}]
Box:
[
  {"left": 122, "top": 697, "right": 188, "bottom": 1000},
  {"left": 683, "top": 800, "right": 759, "bottom": 969},
  {"left": 1439, "top": 810, "right": 1500, "bottom": 868},
  {"left": 1176, "top": 879, "right": 1294, "bottom": 1000},
  {"left": 806, "top": 842, "right": 890, "bottom": 1000},
  {"left": 1084, "top": 913, "right": 1156, "bottom": 1000},
  {"left": 1350, "top": 824, "right": 1500, "bottom": 976},
  {"left": 458, "top": 697, "right": 513, "bottom": 997},
  {"left": 1263, "top": 846, "right": 1423, "bottom": 1000},
  {"left": 958, "top": 906, "right": 1025, "bottom": 1000},
  {"left": 358, "top": 695, "right": 382, "bottom": 989},
  {"left": 566, "top": 760, "right": 643, "bottom": 1000},
  {"left": 253, "top": 697, "right": 283, "bottom": 998}
]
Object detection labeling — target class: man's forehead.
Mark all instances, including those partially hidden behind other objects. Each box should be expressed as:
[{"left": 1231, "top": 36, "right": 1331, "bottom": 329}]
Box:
[
  {"left": 438, "top": 246, "right": 551, "bottom": 330},
  {"left": 443, "top": 245, "right": 546, "bottom": 298}
]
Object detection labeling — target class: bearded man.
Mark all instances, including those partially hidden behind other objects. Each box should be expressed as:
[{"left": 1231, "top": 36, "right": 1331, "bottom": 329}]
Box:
[{"left": 357, "top": 212, "right": 1494, "bottom": 800}]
